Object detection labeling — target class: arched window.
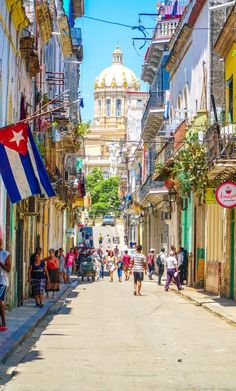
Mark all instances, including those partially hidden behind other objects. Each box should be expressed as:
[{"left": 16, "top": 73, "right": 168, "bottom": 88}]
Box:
[
  {"left": 106, "top": 98, "right": 111, "bottom": 117},
  {"left": 116, "top": 98, "right": 122, "bottom": 117}
]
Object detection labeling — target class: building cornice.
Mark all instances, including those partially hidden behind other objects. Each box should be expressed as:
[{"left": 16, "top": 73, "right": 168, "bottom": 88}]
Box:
[
  {"left": 6, "top": 0, "right": 29, "bottom": 31},
  {"left": 166, "top": 0, "right": 207, "bottom": 73},
  {"left": 214, "top": 6, "right": 236, "bottom": 58}
]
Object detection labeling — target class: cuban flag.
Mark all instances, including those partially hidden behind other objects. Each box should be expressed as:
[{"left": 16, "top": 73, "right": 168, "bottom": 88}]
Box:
[{"left": 0, "top": 122, "right": 55, "bottom": 203}]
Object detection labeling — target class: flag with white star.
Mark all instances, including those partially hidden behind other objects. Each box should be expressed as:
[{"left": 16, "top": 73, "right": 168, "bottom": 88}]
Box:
[{"left": 0, "top": 122, "right": 55, "bottom": 203}]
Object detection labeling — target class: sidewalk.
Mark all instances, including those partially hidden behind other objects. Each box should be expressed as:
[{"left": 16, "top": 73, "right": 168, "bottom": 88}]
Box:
[
  {"left": 0, "top": 280, "right": 78, "bottom": 363},
  {"left": 171, "top": 286, "right": 236, "bottom": 326}
]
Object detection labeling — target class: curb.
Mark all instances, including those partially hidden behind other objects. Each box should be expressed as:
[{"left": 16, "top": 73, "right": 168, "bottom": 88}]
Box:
[
  {"left": 170, "top": 288, "right": 236, "bottom": 328},
  {"left": 0, "top": 281, "right": 78, "bottom": 363}
]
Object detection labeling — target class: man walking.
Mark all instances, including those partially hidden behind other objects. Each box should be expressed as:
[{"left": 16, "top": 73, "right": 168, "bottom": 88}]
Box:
[
  {"left": 0, "top": 238, "right": 11, "bottom": 331},
  {"left": 147, "top": 248, "right": 155, "bottom": 280},
  {"left": 156, "top": 247, "right": 166, "bottom": 286},
  {"left": 131, "top": 245, "right": 146, "bottom": 296},
  {"left": 98, "top": 234, "right": 103, "bottom": 246},
  {"left": 177, "top": 247, "right": 185, "bottom": 284},
  {"left": 165, "top": 250, "right": 183, "bottom": 292}
]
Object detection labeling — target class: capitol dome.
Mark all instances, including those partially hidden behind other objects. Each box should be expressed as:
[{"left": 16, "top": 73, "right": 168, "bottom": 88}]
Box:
[{"left": 94, "top": 47, "right": 140, "bottom": 91}]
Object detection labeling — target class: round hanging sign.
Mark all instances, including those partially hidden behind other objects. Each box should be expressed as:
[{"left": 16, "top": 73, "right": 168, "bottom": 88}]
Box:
[{"left": 215, "top": 181, "right": 236, "bottom": 208}]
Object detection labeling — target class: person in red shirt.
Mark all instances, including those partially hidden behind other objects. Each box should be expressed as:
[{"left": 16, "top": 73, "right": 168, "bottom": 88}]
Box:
[
  {"left": 147, "top": 248, "right": 155, "bottom": 280},
  {"left": 122, "top": 250, "right": 131, "bottom": 281}
]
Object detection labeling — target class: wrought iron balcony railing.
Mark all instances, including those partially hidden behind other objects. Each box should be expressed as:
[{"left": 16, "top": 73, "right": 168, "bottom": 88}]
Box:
[
  {"left": 141, "top": 91, "right": 165, "bottom": 131},
  {"left": 204, "top": 124, "right": 236, "bottom": 162},
  {"left": 139, "top": 174, "right": 166, "bottom": 202}
]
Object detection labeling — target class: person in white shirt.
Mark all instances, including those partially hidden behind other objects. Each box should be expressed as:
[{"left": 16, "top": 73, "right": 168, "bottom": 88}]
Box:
[
  {"left": 131, "top": 245, "right": 147, "bottom": 296},
  {"left": 0, "top": 239, "right": 11, "bottom": 331},
  {"left": 165, "top": 250, "right": 182, "bottom": 291}
]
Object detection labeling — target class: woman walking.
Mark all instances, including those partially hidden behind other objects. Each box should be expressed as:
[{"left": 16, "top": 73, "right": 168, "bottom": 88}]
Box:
[
  {"left": 45, "top": 249, "right": 60, "bottom": 298},
  {"left": 106, "top": 250, "right": 116, "bottom": 282},
  {"left": 28, "top": 252, "right": 49, "bottom": 307}
]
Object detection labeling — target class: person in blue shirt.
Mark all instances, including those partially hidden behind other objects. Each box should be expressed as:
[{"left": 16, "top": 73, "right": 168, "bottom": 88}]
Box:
[{"left": 116, "top": 258, "right": 124, "bottom": 283}]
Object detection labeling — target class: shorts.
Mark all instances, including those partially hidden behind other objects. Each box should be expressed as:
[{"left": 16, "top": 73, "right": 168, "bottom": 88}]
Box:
[
  {"left": 133, "top": 272, "right": 144, "bottom": 283},
  {"left": 0, "top": 285, "right": 7, "bottom": 301}
]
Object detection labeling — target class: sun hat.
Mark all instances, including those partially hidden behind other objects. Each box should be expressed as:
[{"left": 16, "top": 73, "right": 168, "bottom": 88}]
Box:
[{"left": 150, "top": 248, "right": 155, "bottom": 252}]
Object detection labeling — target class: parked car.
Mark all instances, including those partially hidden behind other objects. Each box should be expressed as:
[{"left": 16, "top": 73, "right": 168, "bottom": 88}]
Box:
[{"left": 102, "top": 215, "right": 115, "bottom": 226}]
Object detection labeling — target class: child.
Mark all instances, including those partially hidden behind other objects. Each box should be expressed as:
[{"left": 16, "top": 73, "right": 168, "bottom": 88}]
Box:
[{"left": 116, "top": 258, "right": 124, "bottom": 283}]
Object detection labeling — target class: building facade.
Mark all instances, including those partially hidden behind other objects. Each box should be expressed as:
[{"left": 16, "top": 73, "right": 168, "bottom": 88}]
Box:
[{"left": 84, "top": 47, "right": 147, "bottom": 178}]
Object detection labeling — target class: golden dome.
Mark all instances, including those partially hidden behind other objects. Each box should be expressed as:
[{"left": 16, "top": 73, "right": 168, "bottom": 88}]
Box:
[{"left": 94, "top": 47, "right": 140, "bottom": 91}]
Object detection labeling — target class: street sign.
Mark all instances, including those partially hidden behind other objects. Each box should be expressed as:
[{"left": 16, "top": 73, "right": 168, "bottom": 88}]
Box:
[
  {"left": 215, "top": 181, "right": 236, "bottom": 208},
  {"left": 66, "top": 228, "right": 75, "bottom": 236}
]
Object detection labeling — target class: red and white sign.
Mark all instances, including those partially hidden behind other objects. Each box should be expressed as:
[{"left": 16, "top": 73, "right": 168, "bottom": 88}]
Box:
[{"left": 216, "top": 181, "right": 236, "bottom": 209}]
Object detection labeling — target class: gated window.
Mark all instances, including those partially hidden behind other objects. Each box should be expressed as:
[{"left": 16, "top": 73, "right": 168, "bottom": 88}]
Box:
[
  {"left": 106, "top": 98, "right": 111, "bottom": 117},
  {"left": 116, "top": 99, "right": 122, "bottom": 117}
]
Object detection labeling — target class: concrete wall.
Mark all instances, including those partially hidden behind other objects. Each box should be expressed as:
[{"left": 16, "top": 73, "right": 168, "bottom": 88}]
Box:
[{"left": 170, "top": 2, "right": 210, "bottom": 118}]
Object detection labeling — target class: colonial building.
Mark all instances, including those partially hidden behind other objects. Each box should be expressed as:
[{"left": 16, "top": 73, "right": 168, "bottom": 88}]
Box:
[{"left": 84, "top": 47, "right": 147, "bottom": 178}]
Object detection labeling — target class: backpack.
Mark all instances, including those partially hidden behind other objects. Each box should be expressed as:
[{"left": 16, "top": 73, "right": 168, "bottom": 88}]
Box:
[{"left": 156, "top": 254, "right": 162, "bottom": 267}]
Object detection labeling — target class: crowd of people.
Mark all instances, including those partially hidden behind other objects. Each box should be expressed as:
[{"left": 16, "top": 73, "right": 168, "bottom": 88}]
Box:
[
  {"left": 28, "top": 246, "right": 79, "bottom": 308},
  {"left": 0, "top": 233, "right": 189, "bottom": 331}
]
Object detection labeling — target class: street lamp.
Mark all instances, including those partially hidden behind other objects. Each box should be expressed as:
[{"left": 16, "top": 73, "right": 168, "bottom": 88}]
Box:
[{"left": 168, "top": 187, "right": 177, "bottom": 203}]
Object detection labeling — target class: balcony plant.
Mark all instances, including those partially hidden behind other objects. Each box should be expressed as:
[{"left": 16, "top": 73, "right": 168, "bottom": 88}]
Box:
[{"left": 172, "top": 129, "right": 208, "bottom": 199}]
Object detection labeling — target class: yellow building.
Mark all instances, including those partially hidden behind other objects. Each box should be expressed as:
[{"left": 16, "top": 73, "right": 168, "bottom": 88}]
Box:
[
  {"left": 84, "top": 47, "right": 146, "bottom": 177},
  {"left": 214, "top": 6, "right": 236, "bottom": 124},
  {"left": 207, "top": 6, "right": 236, "bottom": 299}
]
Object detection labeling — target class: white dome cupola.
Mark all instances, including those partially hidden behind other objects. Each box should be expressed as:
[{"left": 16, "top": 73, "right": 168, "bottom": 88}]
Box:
[{"left": 94, "top": 47, "right": 140, "bottom": 91}]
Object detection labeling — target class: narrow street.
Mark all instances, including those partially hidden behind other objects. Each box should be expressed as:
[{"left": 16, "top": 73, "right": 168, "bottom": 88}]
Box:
[{"left": 2, "top": 276, "right": 236, "bottom": 391}]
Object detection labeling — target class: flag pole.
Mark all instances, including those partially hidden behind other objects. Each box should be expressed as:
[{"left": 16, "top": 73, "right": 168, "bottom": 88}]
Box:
[{"left": 23, "top": 89, "right": 70, "bottom": 123}]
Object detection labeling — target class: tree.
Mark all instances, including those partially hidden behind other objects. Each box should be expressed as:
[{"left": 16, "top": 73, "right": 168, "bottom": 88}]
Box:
[{"left": 86, "top": 168, "right": 121, "bottom": 222}]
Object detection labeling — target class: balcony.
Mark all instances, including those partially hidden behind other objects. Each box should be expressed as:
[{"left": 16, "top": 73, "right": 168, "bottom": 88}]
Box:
[
  {"left": 139, "top": 174, "right": 168, "bottom": 207},
  {"left": 70, "top": 27, "right": 83, "bottom": 62},
  {"left": 141, "top": 19, "right": 180, "bottom": 84},
  {"left": 204, "top": 124, "right": 236, "bottom": 179},
  {"left": 141, "top": 91, "right": 166, "bottom": 141},
  {"left": 153, "top": 140, "right": 174, "bottom": 180}
]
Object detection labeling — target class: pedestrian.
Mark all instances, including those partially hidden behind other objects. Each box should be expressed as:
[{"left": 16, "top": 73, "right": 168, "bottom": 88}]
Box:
[
  {"left": 131, "top": 244, "right": 146, "bottom": 296},
  {"left": 164, "top": 250, "right": 183, "bottom": 292},
  {"left": 177, "top": 247, "right": 185, "bottom": 284},
  {"left": 65, "top": 248, "right": 76, "bottom": 281},
  {"left": 106, "top": 250, "right": 116, "bottom": 282},
  {"left": 122, "top": 250, "right": 131, "bottom": 281},
  {"left": 116, "top": 257, "right": 124, "bottom": 283},
  {"left": 114, "top": 245, "right": 119, "bottom": 258},
  {"left": 0, "top": 238, "right": 11, "bottom": 331},
  {"left": 58, "top": 248, "right": 67, "bottom": 283},
  {"left": 107, "top": 234, "right": 111, "bottom": 245},
  {"left": 147, "top": 248, "right": 155, "bottom": 280},
  {"left": 29, "top": 246, "right": 43, "bottom": 303},
  {"left": 98, "top": 233, "right": 103, "bottom": 246},
  {"left": 171, "top": 245, "right": 177, "bottom": 257},
  {"left": 45, "top": 249, "right": 60, "bottom": 298},
  {"left": 97, "top": 248, "right": 105, "bottom": 279},
  {"left": 30, "top": 247, "right": 43, "bottom": 266},
  {"left": 156, "top": 247, "right": 166, "bottom": 285},
  {"left": 28, "top": 252, "right": 49, "bottom": 308}
]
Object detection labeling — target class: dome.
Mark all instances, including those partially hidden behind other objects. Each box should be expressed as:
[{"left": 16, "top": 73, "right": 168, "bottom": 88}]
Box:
[{"left": 94, "top": 47, "right": 140, "bottom": 91}]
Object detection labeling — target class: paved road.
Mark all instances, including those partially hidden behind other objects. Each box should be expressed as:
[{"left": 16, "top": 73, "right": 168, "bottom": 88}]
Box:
[
  {"left": 93, "top": 222, "right": 124, "bottom": 250},
  {"left": 2, "top": 275, "right": 236, "bottom": 391}
]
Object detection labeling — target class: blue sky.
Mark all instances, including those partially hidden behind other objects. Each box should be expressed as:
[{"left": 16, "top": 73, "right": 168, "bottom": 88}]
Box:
[{"left": 76, "top": 0, "right": 156, "bottom": 122}]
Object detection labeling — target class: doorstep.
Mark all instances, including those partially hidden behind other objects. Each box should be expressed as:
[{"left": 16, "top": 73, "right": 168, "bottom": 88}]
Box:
[
  {"left": 0, "top": 280, "right": 78, "bottom": 363},
  {"left": 171, "top": 286, "right": 236, "bottom": 326}
]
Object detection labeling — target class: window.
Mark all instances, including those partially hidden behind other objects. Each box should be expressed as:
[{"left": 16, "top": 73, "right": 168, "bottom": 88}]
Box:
[
  {"left": 98, "top": 99, "right": 102, "bottom": 117},
  {"left": 116, "top": 99, "right": 122, "bottom": 117},
  {"left": 228, "top": 76, "right": 233, "bottom": 122},
  {"left": 106, "top": 98, "right": 111, "bottom": 117}
]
